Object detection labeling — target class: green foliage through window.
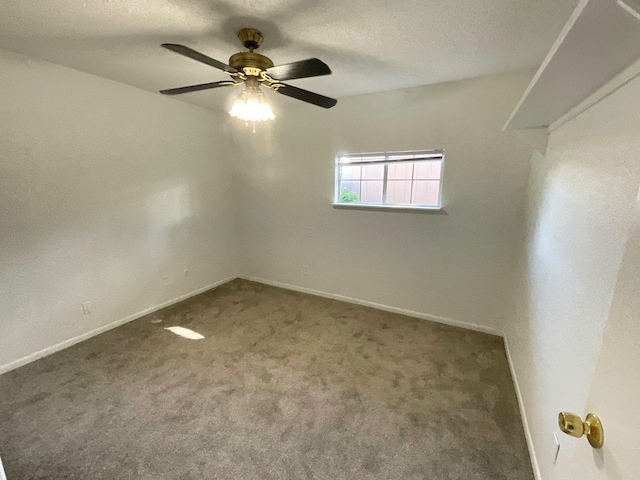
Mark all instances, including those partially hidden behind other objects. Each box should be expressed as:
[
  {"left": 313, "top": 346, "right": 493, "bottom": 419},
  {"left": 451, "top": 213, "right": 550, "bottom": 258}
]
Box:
[{"left": 340, "top": 188, "right": 360, "bottom": 203}]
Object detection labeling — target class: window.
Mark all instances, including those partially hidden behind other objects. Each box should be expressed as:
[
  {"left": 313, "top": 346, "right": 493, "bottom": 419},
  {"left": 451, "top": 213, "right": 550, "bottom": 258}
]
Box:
[{"left": 334, "top": 150, "right": 444, "bottom": 209}]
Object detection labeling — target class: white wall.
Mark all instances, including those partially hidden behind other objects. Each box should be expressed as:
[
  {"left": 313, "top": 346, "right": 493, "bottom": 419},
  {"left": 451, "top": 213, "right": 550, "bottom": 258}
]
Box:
[
  {"left": 232, "top": 70, "right": 535, "bottom": 333},
  {"left": 0, "top": 49, "right": 238, "bottom": 370},
  {"left": 0, "top": 54, "right": 536, "bottom": 370},
  {"left": 505, "top": 72, "right": 640, "bottom": 479}
]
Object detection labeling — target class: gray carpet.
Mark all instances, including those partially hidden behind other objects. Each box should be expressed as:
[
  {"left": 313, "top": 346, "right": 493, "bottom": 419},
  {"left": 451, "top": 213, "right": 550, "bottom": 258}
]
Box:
[{"left": 0, "top": 279, "right": 533, "bottom": 479}]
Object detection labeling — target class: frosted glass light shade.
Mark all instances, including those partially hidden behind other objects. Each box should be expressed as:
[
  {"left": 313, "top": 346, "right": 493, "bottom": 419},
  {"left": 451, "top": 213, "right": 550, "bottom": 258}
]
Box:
[{"left": 229, "top": 88, "right": 275, "bottom": 123}]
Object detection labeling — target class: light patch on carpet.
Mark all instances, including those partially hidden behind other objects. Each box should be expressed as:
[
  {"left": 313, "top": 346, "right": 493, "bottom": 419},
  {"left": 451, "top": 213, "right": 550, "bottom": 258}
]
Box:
[{"left": 164, "top": 326, "right": 204, "bottom": 340}]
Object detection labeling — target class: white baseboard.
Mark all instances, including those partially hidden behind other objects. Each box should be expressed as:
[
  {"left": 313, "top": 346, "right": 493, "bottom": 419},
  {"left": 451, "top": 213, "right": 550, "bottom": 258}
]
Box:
[
  {"left": 0, "top": 275, "right": 237, "bottom": 375},
  {"left": 238, "top": 275, "right": 503, "bottom": 337},
  {"left": 504, "top": 335, "right": 541, "bottom": 480}
]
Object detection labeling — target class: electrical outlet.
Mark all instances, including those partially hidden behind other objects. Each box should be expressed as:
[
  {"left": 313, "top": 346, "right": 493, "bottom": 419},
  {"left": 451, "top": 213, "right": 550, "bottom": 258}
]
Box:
[
  {"left": 302, "top": 265, "right": 310, "bottom": 277},
  {"left": 162, "top": 274, "right": 172, "bottom": 286},
  {"left": 552, "top": 431, "right": 560, "bottom": 464},
  {"left": 82, "top": 302, "right": 92, "bottom": 315}
]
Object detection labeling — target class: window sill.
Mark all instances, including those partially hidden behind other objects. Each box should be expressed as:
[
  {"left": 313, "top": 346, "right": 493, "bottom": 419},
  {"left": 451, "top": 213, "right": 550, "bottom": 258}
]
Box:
[{"left": 332, "top": 203, "right": 446, "bottom": 214}]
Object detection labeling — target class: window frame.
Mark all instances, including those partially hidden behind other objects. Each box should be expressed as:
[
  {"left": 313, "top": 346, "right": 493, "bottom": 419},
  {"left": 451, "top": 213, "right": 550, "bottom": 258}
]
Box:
[{"left": 333, "top": 149, "right": 445, "bottom": 211}]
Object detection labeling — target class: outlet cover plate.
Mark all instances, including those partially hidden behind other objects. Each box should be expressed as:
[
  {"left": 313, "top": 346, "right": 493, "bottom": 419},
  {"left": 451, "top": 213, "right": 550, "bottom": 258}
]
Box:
[{"left": 82, "top": 302, "right": 92, "bottom": 315}]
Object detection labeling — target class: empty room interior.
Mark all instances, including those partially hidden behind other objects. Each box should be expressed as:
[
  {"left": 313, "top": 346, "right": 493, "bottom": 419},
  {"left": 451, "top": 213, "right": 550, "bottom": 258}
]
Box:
[{"left": 1, "top": 0, "right": 639, "bottom": 479}]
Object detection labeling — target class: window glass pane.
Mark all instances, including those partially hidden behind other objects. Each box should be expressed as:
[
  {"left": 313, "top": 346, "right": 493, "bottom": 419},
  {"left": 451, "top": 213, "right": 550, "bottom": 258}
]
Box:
[
  {"left": 411, "top": 180, "right": 440, "bottom": 206},
  {"left": 388, "top": 163, "right": 414, "bottom": 180},
  {"left": 362, "top": 164, "right": 384, "bottom": 180},
  {"left": 336, "top": 151, "right": 443, "bottom": 208},
  {"left": 360, "top": 181, "right": 383, "bottom": 203},
  {"left": 414, "top": 161, "right": 442, "bottom": 180},
  {"left": 340, "top": 165, "right": 361, "bottom": 180},
  {"left": 386, "top": 180, "right": 412, "bottom": 204},
  {"left": 339, "top": 181, "right": 361, "bottom": 202}
]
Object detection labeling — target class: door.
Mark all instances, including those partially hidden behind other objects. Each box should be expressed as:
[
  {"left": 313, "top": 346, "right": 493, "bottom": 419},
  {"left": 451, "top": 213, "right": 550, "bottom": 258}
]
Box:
[{"left": 568, "top": 191, "right": 640, "bottom": 479}]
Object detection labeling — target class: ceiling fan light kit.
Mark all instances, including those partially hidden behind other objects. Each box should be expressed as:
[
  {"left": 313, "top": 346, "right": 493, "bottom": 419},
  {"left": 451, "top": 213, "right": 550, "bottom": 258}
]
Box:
[
  {"left": 159, "top": 28, "right": 337, "bottom": 131},
  {"left": 228, "top": 78, "right": 276, "bottom": 128}
]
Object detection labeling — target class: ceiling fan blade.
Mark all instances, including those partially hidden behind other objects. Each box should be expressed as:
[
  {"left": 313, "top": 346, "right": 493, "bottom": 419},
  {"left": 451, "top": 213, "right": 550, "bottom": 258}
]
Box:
[
  {"left": 266, "top": 58, "right": 331, "bottom": 81},
  {"left": 159, "top": 81, "right": 235, "bottom": 95},
  {"left": 161, "top": 43, "right": 238, "bottom": 73},
  {"left": 274, "top": 83, "right": 337, "bottom": 108}
]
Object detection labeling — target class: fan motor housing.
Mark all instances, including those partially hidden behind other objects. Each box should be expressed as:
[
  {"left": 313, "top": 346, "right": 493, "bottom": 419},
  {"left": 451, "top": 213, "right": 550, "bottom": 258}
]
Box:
[{"left": 229, "top": 52, "right": 274, "bottom": 73}]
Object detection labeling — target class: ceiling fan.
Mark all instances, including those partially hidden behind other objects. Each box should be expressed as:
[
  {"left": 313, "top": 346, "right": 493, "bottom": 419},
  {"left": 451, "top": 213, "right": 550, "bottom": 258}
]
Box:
[{"left": 159, "top": 28, "right": 337, "bottom": 128}]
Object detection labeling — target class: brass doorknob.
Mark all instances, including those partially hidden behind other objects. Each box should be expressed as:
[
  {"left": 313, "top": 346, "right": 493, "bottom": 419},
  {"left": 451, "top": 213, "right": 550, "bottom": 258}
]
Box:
[{"left": 558, "top": 412, "right": 604, "bottom": 449}]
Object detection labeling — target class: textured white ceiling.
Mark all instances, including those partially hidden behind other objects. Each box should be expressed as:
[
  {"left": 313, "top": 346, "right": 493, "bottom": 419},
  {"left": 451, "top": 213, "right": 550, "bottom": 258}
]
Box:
[{"left": 0, "top": 0, "right": 579, "bottom": 111}]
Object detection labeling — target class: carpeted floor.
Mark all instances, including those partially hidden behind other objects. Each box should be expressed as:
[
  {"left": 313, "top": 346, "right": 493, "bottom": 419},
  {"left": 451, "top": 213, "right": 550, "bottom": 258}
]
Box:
[{"left": 0, "top": 279, "right": 533, "bottom": 479}]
